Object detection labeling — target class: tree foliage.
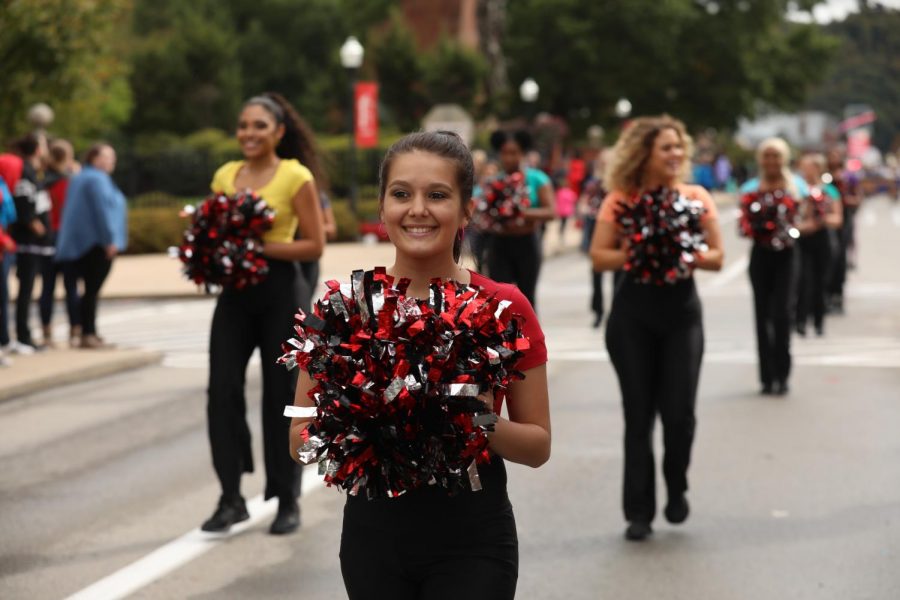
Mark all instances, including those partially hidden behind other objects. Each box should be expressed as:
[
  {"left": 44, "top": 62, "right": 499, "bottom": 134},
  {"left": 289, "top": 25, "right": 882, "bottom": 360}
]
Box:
[
  {"left": 502, "top": 0, "right": 838, "bottom": 131},
  {"left": 0, "top": 0, "right": 132, "bottom": 142},
  {"left": 807, "top": 3, "right": 900, "bottom": 150}
]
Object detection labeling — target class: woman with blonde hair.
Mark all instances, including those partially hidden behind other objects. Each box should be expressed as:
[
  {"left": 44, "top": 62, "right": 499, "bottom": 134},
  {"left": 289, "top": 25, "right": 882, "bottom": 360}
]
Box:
[
  {"left": 739, "top": 137, "right": 808, "bottom": 396},
  {"left": 591, "top": 115, "right": 724, "bottom": 541}
]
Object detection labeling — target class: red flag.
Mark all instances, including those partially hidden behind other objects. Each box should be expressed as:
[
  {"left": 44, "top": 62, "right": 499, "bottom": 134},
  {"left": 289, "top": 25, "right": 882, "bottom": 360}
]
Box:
[{"left": 354, "top": 82, "right": 378, "bottom": 148}]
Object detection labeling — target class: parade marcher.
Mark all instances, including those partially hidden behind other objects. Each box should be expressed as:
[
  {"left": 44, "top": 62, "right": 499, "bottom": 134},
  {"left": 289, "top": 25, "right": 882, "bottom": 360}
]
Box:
[
  {"left": 579, "top": 155, "right": 608, "bottom": 328},
  {"left": 739, "top": 138, "right": 808, "bottom": 395},
  {"left": 289, "top": 131, "right": 551, "bottom": 598},
  {"left": 297, "top": 189, "right": 336, "bottom": 313},
  {"left": 591, "top": 116, "right": 723, "bottom": 541},
  {"left": 40, "top": 138, "right": 81, "bottom": 347},
  {"left": 554, "top": 174, "right": 577, "bottom": 246},
  {"left": 825, "top": 147, "right": 860, "bottom": 314},
  {"left": 466, "top": 151, "right": 495, "bottom": 272},
  {"left": 9, "top": 133, "right": 51, "bottom": 353},
  {"left": 202, "top": 92, "right": 324, "bottom": 535},
  {"left": 483, "top": 130, "right": 555, "bottom": 307},
  {"left": 796, "top": 154, "right": 843, "bottom": 337},
  {"left": 56, "top": 143, "right": 127, "bottom": 349}
]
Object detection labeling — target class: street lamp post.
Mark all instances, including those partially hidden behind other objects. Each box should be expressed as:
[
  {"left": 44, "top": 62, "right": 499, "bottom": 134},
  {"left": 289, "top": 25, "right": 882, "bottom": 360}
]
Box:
[
  {"left": 614, "top": 97, "right": 632, "bottom": 120},
  {"left": 519, "top": 78, "right": 539, "bottom": 122},
  {"left": 340, "top": 36, "right": 364, "bottom": 217}
]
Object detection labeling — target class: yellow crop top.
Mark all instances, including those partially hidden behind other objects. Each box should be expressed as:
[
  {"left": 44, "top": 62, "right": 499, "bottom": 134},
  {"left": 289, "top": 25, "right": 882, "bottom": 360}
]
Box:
[{"left": 210, "top": 159, "right": 314, "bottom": 243}]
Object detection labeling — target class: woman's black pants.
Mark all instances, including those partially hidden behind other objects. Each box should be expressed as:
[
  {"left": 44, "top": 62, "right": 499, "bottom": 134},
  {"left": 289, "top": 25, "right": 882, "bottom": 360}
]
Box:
[
  {"left": 340, "top": 457, "right": 518, "bottom": 600},
  {"left": 748, "top": 244, "right": 796, "bottom": 387},
  {"left": 605, "top": 278, "right": 704, "bottom": 523},
  {"left": 207, "top": 259, "right": 302, "bottom": 502},
  {"left": 485, "top": 231, "right": 541, "bottom": 308},
  {"left": 75, "top": 246, "right": 112, "bottom": 336},
  {"left": 796, "top": 230, "right": 831, "bottom": 332}
]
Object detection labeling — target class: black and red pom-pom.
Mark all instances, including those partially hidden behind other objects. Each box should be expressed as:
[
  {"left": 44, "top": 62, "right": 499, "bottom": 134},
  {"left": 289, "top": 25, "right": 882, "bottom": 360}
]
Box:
[
  {"left": 738, "top": 189, "right": 799, "bottom": 250},
  {"left": 473, "top": 172, "right": 531, "bottom": 233},
  {"left": 616, "top": 187, "right": 708, "bottom": 285},
  {"left": 278, "top": 268, "right": 530, "bottom": 499},
  {"left": 177, "top": 190, "right": 274, "bottom": 291}
]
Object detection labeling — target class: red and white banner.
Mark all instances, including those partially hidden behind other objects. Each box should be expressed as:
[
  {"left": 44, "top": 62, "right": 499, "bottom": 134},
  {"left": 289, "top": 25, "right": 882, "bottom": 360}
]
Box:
[
  {"left": 354, "top": 82, "right": 378, "bottom": 148},
  {"left": 847, "top": 129, "right": 870, "bottom": 160}
]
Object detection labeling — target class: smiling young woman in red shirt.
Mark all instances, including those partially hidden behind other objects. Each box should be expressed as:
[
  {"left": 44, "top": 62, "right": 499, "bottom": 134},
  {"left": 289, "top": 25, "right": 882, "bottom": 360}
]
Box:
[{"left": 289, "top": 131, "right": 550, "bottom": 599}]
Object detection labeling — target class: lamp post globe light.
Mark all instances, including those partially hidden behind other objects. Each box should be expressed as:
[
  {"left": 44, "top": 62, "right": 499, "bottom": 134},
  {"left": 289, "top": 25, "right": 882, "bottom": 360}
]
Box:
[
  {"left": 340, "top": 36, "right": 364, "bottom": 69},
  {"left": 519, "top": 78, "right": 539, "bottom": 103},
  {"left": 340, "top": 36, "right": 364, "bottom": 217},
  {"left": 614, "top": 97, "right": 632, "bottom": 120}
]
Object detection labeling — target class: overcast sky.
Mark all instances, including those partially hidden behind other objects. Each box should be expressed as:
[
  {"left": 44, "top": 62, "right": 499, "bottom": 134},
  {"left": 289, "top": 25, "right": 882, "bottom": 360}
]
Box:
[{"left": 789, "top": 0, "right": 900, "bottom": 23}]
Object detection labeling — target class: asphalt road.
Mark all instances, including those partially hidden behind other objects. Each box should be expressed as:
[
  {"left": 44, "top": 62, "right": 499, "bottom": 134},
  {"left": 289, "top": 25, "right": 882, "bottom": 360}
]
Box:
[{"left": 1, "top": 196, "right": 898, "bottom": 600}]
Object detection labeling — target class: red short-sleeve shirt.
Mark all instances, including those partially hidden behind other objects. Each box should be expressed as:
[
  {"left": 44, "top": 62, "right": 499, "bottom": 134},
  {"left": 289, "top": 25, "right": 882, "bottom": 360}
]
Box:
[
  {"left": 469, "top": 271, "right": 548, "bottom": 373},
  {"left": 598, "top": 183, "right": 719, "bottom": 226}
]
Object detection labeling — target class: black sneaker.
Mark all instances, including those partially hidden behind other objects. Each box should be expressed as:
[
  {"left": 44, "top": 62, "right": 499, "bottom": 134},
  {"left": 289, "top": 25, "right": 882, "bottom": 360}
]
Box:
[
  {"left": 201, "top": 496, "right": 249, "bottom": 532},
  {"left": 664, "top": 495, "right": 690, "bottom": 524},
  {"left": 269, "top": 499, "right": 300, "bottom": 535},
  {"left": 624, "top": 521, "right": 653, "bottom": 541},
  {"left": 773, "top": 380, "right": 790, "bottom": 396},
  {"left": 760, "top": 382, "right": 774, "bottom": 395}
]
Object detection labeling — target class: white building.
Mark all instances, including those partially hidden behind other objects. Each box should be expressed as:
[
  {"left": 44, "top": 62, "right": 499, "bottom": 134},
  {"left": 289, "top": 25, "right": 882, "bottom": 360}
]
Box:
[{"left": 735, "top": 111, "right": 839, "bottom": 151}]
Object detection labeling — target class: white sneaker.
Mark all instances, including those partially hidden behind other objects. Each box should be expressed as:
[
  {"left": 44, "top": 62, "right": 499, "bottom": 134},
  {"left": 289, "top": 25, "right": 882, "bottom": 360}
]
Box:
[
  {"left": 7, "top": 341, "right": 36, "bottom": 355},
  {"left": 0, "top": 351, "right": 11, "bottom": 367}
]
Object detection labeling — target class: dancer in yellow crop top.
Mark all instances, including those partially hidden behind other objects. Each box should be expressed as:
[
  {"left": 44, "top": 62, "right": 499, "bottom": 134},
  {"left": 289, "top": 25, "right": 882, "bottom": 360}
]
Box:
[{"left": 202, "top": 92, "right": 326, "bottom": 537}]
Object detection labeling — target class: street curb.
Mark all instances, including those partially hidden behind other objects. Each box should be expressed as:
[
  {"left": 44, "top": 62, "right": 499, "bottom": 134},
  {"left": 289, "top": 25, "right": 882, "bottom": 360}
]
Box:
[{"left": 0, "top": 349, "right": 165, "bottom": 403}]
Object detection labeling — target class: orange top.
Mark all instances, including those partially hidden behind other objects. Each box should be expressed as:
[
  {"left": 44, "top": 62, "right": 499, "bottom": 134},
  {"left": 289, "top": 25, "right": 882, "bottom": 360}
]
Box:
[{"left": 598, "top": 183, "right": 719, "bottom": 226}]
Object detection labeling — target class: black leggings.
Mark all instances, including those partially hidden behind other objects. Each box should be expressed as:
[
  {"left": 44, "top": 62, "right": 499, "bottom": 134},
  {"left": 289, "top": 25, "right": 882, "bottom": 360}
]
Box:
[
  {"left": 75, "top": 246, "right": 113, "bottom": 336},
  {"left": 14, "top": 252, "right": 41, "bottom": 344},
  {"left": 749, "top": 244, "right": 796, "bottom": 387},
  {"left": 605, "top": 278, "right": 703, "bottom": 523},
  {"left": 828, "top": 206, "right": 855, "bottom": 298},
  {"left": 207, "top": 260, "right": 302, "bottom": 502},
  {"left": 796, "top": 230, "right": 831, "bottom": 331},
  {"left": 340, "top": 457, "right": 518, "bottom": 600},
  {"left": 485, "top": 232, "right": 541, "bottom": 308}
]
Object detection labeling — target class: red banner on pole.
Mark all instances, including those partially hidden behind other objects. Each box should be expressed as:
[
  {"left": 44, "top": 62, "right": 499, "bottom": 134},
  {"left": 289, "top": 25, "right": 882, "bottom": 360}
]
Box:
[{"left": 354, "top": 82, "right": 378, "bottom": 148}]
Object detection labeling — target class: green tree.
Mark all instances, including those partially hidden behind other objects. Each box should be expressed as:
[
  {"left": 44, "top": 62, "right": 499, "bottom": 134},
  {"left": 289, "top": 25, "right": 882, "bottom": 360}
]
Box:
[
  {"left": 0, "top": 0, "right": 132, "bottom": 141},
  {"left": 502, "top": 0, "right": 837, "bottom": 131},
  {"left": 370, "top": 11, "right": 429, "bottom": 130},
  {"left": 423, "top": 37, "right": 488, "bottom": 114},
  {"left": 807, "top": 3, "right": 900, "bottom": 150},
  {"left": 128, "top": 0, "right": 242, "bottom": 136}
]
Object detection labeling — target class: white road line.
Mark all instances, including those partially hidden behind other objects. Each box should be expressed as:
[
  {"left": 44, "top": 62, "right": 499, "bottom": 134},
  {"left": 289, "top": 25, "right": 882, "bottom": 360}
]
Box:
[{"left": 65, "top": 467, "right": 324, "bottom": 600}]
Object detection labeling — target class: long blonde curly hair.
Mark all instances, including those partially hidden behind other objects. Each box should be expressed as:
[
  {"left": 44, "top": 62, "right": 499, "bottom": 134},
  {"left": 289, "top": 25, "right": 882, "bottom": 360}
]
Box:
[{"left": 604, "top": 115, "right": 694, "bottom": 195}]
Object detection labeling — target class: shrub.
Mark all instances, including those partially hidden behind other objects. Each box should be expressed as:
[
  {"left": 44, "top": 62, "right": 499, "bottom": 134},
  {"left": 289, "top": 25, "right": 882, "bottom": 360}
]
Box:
[{"left": 126, "top": 206, "right": 186, "bottom": 255}]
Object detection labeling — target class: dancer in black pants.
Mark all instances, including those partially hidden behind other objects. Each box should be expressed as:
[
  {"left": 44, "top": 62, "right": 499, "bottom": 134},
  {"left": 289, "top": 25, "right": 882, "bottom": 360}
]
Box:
[
  {"left": 591, "top": 116, "right": 723, "bottom": 541},
  {"left": 796, "top": 154, "right": 843, "bottom": 337},
  {"left": 203, "top": 93, "right": 325, "bottom": 535},
  {"left": 290, "top": 132, "right": 551, "bottom": 598},
  {"left": 580, "top": 170, "right": 607, "bottom": 327},
  {"left": 825, "top": 148, "right": 860, "bottom": 314},
  {"left": 739, "top": 137, "right": 807, "bottom": 395},
  {"left": 483, "top": 130, "right": 555, "bottom": 307},
  {"left": 748, "top": 244, "right": 796, "bottom": 391}
]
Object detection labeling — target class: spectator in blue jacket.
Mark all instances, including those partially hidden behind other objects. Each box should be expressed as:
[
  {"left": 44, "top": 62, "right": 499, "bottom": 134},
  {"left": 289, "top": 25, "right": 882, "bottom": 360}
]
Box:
[{"left": 56, "top": 143, "right": 127, "bottom": 349}]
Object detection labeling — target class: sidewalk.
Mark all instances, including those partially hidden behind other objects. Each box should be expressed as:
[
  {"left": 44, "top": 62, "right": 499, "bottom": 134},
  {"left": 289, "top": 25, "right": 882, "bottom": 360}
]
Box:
[{"left": 0, "top": 347, "right": 163, "bottom": 403}]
